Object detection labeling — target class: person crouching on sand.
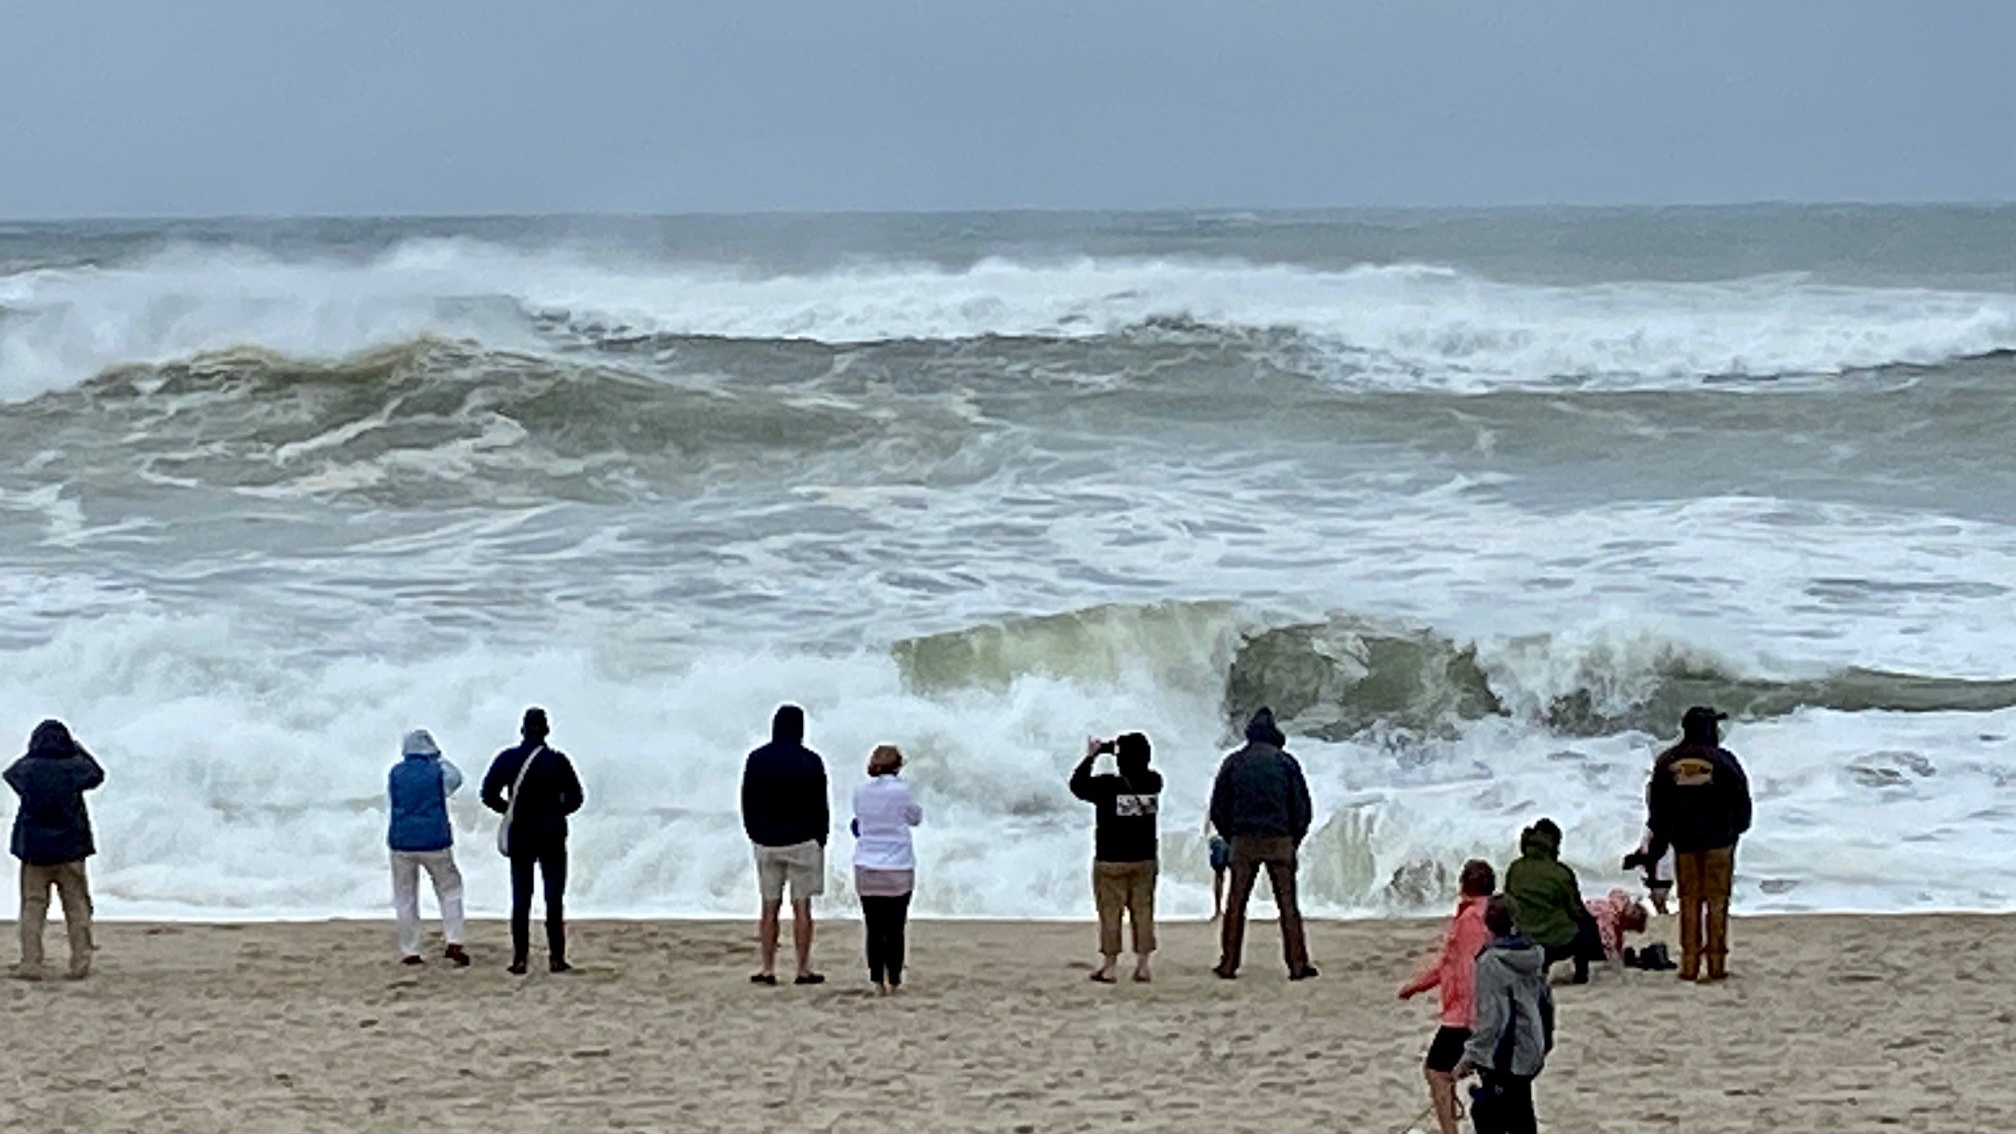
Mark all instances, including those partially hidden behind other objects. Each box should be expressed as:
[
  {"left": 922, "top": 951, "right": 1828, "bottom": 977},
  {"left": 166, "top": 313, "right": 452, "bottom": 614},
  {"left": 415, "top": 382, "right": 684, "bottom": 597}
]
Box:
[
  {"left": 851, "top": 744, "right": 922, "bottom": 994},
  {"left": 6, "top": 720, "right": 104, "bottom": 981},
  {"left": 1457, "top": 895, "right": 1555, "bottom": 1134},
  {"left": 386, "top": 728, "right": 469, "bottom": 967},
  {"left": 482, "top": 708, "right": 584, "bottom": 975},
  {"left": 1398, "top": 859, "right": 1495, "bottom": 1134},
  {"left": 1069, "top": 732, "right": 1162, "bottom": 983}
]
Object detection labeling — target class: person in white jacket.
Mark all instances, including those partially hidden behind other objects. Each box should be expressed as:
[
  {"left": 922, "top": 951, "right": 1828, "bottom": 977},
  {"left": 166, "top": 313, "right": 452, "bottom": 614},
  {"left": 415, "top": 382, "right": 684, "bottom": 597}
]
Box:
[{"left": 851, "top": 745, "right": 923, "bottom": 994}]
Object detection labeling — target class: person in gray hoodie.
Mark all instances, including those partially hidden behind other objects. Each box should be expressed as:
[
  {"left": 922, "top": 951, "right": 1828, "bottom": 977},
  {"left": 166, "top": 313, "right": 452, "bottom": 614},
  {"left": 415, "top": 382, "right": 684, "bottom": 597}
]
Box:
[{"left": 1458, "top": 895, "right": 1556, "bottom": 1134}]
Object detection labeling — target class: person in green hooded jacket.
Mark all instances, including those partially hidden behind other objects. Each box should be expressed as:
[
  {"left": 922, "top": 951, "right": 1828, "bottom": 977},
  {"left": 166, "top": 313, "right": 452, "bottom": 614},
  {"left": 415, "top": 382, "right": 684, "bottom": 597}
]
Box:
[{"left": 1502, "top": 818, "right": 1601, "bottom": 984}]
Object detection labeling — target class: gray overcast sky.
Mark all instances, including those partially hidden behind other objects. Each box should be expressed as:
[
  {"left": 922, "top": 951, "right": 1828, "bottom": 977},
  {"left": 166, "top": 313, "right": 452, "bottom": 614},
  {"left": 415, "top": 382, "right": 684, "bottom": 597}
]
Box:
[{"left": 3, "top": 1, "right": 2012, "bottom": 218}]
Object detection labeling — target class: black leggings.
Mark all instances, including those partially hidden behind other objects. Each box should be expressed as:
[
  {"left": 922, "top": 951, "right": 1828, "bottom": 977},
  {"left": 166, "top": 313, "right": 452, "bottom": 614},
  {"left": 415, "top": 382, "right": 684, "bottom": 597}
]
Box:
[
  {"left": 510, "top": 843, "right": 567, "bottom": 964},
  {"left": 861, "top": 892, "right": 912, "bottom": 986}
]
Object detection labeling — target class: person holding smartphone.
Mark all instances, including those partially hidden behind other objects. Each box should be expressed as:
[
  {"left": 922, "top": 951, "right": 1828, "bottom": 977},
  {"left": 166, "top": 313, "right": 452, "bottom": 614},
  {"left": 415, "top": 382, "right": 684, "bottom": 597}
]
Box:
[{"left": 1069, "top": 732, "right": 1161, "bottom": 984}]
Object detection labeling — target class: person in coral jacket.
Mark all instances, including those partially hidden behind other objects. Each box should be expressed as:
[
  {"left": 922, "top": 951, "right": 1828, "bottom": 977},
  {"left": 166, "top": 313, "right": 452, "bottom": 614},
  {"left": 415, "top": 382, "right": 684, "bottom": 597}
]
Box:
[{"left": 1399, "top": 859, "right": 1496, "bottom": 1134}]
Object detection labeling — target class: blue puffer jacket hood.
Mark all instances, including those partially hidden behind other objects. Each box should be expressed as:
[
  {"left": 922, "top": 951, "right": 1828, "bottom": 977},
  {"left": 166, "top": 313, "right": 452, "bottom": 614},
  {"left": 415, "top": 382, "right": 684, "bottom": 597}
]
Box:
[{"left": 387, "top": 732, "right": 461, "bottom": 853}]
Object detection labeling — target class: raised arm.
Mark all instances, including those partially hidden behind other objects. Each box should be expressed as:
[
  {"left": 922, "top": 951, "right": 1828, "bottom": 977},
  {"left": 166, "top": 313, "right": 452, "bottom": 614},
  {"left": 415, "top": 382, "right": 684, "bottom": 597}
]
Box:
[{"left": 1068, "top": 740, "right": 1100, "bottom": 803}]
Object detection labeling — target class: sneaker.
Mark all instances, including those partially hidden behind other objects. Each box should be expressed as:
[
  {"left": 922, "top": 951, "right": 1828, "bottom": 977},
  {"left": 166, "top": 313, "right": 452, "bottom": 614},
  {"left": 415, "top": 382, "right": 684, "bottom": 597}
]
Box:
[
  {"left": 549, "top": 959, "right": 573, "bottom": 974},
  {"left": 1288, "top": 966, "right": 1320, "bottom": 981},
  {"left": 400, "top": 955, "right": 425, "bottom": 967},
  {"left": 507, "top": 961, "right": 528, "bottom": 975},
  {"left": 443, "top": 945, "right": 470, "bottom": 968}
]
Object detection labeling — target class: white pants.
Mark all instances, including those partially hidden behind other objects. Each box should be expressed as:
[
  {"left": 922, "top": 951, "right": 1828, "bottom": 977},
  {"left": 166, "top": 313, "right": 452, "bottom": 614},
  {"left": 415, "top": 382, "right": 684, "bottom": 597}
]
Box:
[{"left": 390, "top": 849, "right": 465, "bottom": 957}]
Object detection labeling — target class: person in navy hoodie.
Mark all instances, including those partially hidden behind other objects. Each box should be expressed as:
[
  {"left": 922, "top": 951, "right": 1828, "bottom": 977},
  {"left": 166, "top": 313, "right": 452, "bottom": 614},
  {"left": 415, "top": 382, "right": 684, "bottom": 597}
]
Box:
[
  {"left": 482, "top": 708, "right": 584, "bottom": 975},
  {"left": 386, "top": 728, "right": 469, "bottom": 967},
  {"left": 6, "top": 720, "right": 104, "bottom": 981},
  {"left": 741, "top": 704, "right": 830, "bottom": 986}
]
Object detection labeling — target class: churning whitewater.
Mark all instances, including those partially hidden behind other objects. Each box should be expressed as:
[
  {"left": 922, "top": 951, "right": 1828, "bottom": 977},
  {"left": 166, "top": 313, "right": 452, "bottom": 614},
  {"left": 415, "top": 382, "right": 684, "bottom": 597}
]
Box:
[{"left": 1, "top": 208, "right": 2013, "bottom": 920}]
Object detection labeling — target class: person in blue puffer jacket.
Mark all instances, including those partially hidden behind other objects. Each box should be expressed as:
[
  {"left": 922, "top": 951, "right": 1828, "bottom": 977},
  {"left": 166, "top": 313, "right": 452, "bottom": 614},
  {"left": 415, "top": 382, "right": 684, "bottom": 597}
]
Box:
[{"left": 387, "top": 728, "right": 469, "bottom": 967}]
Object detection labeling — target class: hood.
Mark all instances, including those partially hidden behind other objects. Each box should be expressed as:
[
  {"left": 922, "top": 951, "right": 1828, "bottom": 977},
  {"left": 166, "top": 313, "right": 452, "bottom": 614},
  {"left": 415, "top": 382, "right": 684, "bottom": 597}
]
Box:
[
  {"left": 26, "top": 720, "right": 80, "bottom": 759},
  {"left": 771, "top": 704, "right": 806, "bottom": 744},
  {"left": 401, "top": 729, "right": 442, "bottom": 759},
  {"left": 1243, "top": 707, "right": 1286, "bottom": 747},
  {"left": 1487, "top": 934, "right": 1545, "bottom": 976},
  {"left": 1519, "top": 825, "right": 1561, "bottom": 860}
]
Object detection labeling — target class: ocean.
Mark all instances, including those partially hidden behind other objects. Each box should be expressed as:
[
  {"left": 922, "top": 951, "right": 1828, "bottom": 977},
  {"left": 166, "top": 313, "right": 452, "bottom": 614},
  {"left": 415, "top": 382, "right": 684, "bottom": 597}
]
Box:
[{"left": 1, "top": 206, "right": 2012, "bottom": 920}]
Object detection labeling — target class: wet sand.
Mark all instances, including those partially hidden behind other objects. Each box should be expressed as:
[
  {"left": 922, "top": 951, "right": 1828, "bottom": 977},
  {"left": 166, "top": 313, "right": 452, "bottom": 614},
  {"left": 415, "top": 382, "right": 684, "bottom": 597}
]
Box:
[{"left": 1, "top": 913, "right": 2009, "bottom": 1133}]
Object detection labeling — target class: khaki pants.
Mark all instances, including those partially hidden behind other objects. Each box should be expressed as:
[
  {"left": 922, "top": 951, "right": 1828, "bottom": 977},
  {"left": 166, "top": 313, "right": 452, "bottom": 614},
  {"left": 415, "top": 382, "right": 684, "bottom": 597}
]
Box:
[
  {"left": 1092, "top": 860, "right": 1157, "bottom": 956},
  {"left": 20, "top": 860, "right": 93, "bottom": 977},
  {"left": 1674, "top": 845, "right": 1735, "bottom": 979},
  {"left": 1217, "top": 836, "right": 1311, "bottom": 976}
]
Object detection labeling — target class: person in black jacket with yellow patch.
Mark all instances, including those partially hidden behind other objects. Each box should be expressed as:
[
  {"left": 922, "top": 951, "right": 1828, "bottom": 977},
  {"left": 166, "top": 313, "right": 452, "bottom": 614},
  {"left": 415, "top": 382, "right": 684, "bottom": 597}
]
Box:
[{"left": 1636, "top": 706, "right": 1751, "bottom": 982}]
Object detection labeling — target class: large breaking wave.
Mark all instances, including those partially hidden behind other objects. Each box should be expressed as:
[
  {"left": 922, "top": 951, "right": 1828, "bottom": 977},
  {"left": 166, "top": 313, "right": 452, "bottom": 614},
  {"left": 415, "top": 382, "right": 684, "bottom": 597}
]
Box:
[{"left": 5, "top": 239, "right": 2014, "bottom": 401}]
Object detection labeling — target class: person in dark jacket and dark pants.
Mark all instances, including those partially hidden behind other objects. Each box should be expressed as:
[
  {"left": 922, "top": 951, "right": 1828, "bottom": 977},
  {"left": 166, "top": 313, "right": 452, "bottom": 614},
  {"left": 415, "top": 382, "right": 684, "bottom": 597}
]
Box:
[
  {"left": 741, "top": 705, "right": 830, "bottom": 986},
  {"left": 6, "top": 720, "right": 105, "bottom": 980},
  {"left": 481, "top": 708, "right": 584, "bottom": 975},
  {"left": 1070, "top": 732, "right": 1162, "bottom": 984},
  {"left": 1636, "top": 706, "right": 1752, "bottom": 982},
  {"left": 1208, "top": 707, "right": 1318, "bottom": 980}
]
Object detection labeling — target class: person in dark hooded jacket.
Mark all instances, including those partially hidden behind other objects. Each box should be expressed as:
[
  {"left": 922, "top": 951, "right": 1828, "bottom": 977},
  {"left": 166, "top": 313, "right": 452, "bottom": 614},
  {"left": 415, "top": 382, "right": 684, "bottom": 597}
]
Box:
[
  {"left": 1208, "top": 707, "right": 1318, "bottom": 980},
  {"left": 1458, "top": 895, "right": 1555, "bottom": 1134},
  {"left": 741, "top": 704, "right": 830, "bottom": 985},
  {"left": 481, "top": 707, "right": 584, "bottom": 975},
  {"left": 6, "top": 720, "right": 105, "bottom": 980},
  {"left": 1637, "top": 705, "right": 1751, "bottom": 982}
]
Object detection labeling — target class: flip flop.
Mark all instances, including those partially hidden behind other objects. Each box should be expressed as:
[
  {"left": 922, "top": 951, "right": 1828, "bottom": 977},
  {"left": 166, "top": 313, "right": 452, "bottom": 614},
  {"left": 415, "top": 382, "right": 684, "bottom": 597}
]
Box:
[
  {"left": 749, "top": 973, "right": 778, "bottom": 986},
  {"left": 794, "top": 973, "right": 826, "bottom": 986}
]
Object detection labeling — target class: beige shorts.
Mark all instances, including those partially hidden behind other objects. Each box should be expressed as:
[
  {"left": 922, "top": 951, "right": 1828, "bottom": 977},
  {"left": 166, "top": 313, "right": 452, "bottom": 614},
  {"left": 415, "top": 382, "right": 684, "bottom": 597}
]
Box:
[{"left": 754, "top": 840, "right": 826, "bottom": 902}]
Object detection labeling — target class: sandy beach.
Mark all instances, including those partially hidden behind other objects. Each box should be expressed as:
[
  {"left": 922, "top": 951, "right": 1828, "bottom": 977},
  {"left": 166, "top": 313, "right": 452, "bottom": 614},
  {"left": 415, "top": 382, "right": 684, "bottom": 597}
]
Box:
[{"left": 1, "top": 912, "right": 2008, "bottom": 1133}]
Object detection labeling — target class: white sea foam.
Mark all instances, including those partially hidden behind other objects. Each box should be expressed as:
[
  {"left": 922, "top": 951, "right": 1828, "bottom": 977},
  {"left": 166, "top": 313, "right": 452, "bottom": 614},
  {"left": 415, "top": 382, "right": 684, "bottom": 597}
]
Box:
[
  {"left": 3, "top": 240, "right": 2012, "bottom": 400},
  {"left": 3, "top": 605, "right": 2011, "bottom": 921}
]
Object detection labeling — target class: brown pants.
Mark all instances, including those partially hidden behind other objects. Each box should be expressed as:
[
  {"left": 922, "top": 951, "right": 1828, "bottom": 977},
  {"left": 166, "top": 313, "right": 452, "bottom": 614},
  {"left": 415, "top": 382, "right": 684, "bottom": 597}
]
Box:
[
  {"left": 1674, "top": 845, "right": 1735, "bottom": 979},
  {"left": 20, "top": 859, "right": 93, "bottom": 977},
  {"left": 1217, "top": 836, "right": 1310, "bottom": 975},
  {"left": 1093, "top": 860, "right": 1157, "bottom": 956}
]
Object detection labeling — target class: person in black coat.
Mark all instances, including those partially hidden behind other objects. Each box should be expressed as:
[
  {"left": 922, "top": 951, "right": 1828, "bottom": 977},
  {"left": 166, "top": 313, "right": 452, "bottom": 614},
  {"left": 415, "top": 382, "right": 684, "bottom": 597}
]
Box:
[
  {"left": 1208, "top": 707, "right": 1318, "bottom": 981},
  {"left": 482, "top": 708, "right": 584, "bottom": 974},
  {"left": 5, "top": 720, "right": 105, "bottom": 980}
]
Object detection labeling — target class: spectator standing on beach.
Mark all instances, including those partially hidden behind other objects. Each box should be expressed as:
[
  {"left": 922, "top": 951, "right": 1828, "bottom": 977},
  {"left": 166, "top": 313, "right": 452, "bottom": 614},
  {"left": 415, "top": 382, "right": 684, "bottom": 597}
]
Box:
[
  {"left": 742, "top": 704, "right": 830, "bottom": 986},
  {"left": 1069, "top": 732, "right": 1162, "bottom": 984},
  {"left": 1458, "top": 895, "right": 1555, "bottom": 1134},
  {"left": 1208, "top": 707, "right": 1318, "bottom": 981},
  {"left": 482, "top": 708, "right": 583, "bottom": 975},
  {"left": 851, "top": 744, "right": 922, "bottom": 994},
  {"left": 1503, "top": 818, "right": 1600, "bottom": 983},
  {"left": 1637, "top": 705, "right": 1752, "bottom": 982},
  {"left": 6, "top": 720, "right": 104, "bottom": 981},
  {"left": 1398, "top": 859, "right": 1496, "bottom": 1134},
  {"left": 386, "top": 728, "right": 469, "bottom": 967}
]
